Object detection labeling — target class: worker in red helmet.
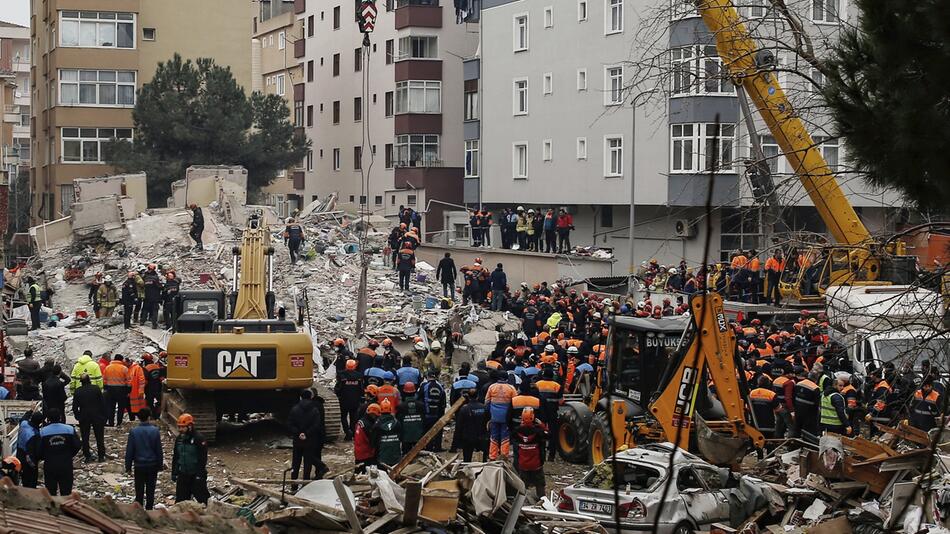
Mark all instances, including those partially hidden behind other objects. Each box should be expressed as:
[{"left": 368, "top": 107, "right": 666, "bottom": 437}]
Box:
[
  {"left": 512, "top": 407, "right": 547, "bottom": 499},
  {"left": 335, "top": 359, "right": 363, "bottom": 440},
  {"left": 332, "top": 338, "right": 353, "bottom": 373},
  {"left": 172, "top": 413, "right": 209, "bottom": 504},
  {"left": 354, "top": 403, "right": 381, "bottom": 472}
]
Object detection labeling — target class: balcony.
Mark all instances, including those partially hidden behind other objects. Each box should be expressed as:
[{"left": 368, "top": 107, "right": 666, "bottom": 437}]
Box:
[
  {"left": 294, "top": 38, "right": 305, "bottom": 59},
  {"left": 394, "top": 113, "right": 442, "bottom": 134},
  {"left": 394, "top": 59, "right": 442, "bottom": 81},
  {"left": 294, "top": 0, "right": 306, "bottom": 14},
  {"left": 395, "top": 2, "right": 442, "bottom": 29},
  {"left": 395, "top": 158, "right": 444, "bottom": 169}
]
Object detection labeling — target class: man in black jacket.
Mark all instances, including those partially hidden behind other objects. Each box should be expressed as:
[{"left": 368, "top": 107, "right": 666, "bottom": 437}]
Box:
[
  {"left": 457, "top": 388, "right": 489, "bottom": 462},
  {"left": 189, "top": 204, "right": 204, "bottom": 250},
  {"left": 161, "top": 271, "right": 181, "bottom": 328},
  {"left": 436, "top": 252, "right": 457, "bottom": 299},
  {"left": 120, "top": 272, "right": 139, "bottom": 330},
  {"left": 287, "top": 389, "right": 323, "bottom": 488},
  {"left": 72, "top": 373, "right": 107, "bottom": 462},
  {"left": 140, "top": 265, "right": 163, "bottom": 329},
  {"left": 284, "top": 218, "right": 306, "bottom": 264},
  {"left": 41, "top": 364, "right": 69, "bottom": 420},
  {"left": 334, "top": 360, "right": 364, "bottom": 440}
]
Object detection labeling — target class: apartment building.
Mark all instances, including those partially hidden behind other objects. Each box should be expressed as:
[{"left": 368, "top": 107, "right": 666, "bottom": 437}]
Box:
[
  {"left": 477, "top": 0, "right": 901, "bottom": 268},
  {"left": 298, "top": 0, "right": 479, "bottom": 238},
  {"left": 255, "top": 0, "right": 307, "bottom": 217},
  {"left": 0, "top": 23, "right": 30, "bottom": 191},
  {"left": 30, "top": 0, "right": 256, "bottom": 223}
]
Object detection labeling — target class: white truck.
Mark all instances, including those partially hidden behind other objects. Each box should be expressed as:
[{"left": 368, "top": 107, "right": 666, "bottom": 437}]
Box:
[{"left": 824, "top": 285, "right": 949, "bottom": 374}]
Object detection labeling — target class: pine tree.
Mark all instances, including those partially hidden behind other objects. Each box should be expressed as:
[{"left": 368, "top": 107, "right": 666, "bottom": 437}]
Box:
[
  {"left": 822, "top": 0, "right": 950, "bottom": 213},
  {"left": 105, "top": 54, "right": 310, "bottom": 205}
]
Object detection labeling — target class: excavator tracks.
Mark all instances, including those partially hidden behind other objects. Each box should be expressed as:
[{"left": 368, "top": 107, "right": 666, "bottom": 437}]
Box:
[
  {"left": 315, "top": 384, "right": 342, "bottom": 443},
  {"left": 163, "top": 388, "right": 219, "bottom": 443}
]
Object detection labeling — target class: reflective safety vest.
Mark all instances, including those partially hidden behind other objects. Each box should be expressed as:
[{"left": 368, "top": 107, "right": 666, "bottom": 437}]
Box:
[
  {"left": 819, "top": 392, "right": 844, "bottom": 427},
  {"left": 749, "top": 387, "right": 778, "bottom": 431},
  {"left": 872, "top": 381, "right": 892, "bottom": 413},
  {"left": 840, "top": 384, "right": 859, "bottom": 410},
  {"left": 772, "top": 376, "right": 792, "bottom": 403},
  {"left": 28, "top": 284, "right": 42, "bottom": 304}
]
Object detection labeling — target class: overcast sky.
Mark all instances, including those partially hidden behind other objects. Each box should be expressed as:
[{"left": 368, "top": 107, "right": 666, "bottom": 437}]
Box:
[{"left": 1, "top": 0, "right": 30, "bottom": 27}]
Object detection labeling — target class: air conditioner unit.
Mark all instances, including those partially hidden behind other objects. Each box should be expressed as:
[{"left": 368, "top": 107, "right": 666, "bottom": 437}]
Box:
[{"left": 674, "top": 218, "right": 697, "bottom": 238}]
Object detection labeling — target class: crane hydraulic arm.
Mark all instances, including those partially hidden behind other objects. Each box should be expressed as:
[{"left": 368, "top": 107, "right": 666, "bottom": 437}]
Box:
[
  {"left": 696, "top": 0, "right": 870, "bottom": 247},
  {"left": 231, "top": 216, "right": 275, "bottom": 320}
]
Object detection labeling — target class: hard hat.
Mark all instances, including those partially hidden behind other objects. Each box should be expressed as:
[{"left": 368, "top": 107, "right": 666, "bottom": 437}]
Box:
[
  {"left": 637, "top": 301, "right": 646, "bottom": 309},
  {"left": 403, "top": 381, "right": 416, "bottom": 393},
  {"left": 2, "top": 456, "right": 21, "bottom": 472},
  {"left": 380, "top": 399, "right": 393, "bottom": 414},
  {"left": 345, "top": 359, "right": 357, "bottom": 371},
  {"left": 521, "top": 282, "right": 529, "bottom": 288},
  {"left": 166, "top": 272, "right": 175, "bottom": 279},
  {"left": 365, "top": 384, "right": 379, "bottom": 395},
  {"left": 431, "top": 340, "right": 442, "bottom": 350},
  {"left": 159, "top": 351, "right": 168, "bottom": 358},
  {"left": 366, "top": 403, "right": 381, "bottom": 416},
  {"left": 414, "top": 341, "right": 427, "bottom": 351},
  {"left": 517, "top": 206, "right": 524, "bottom": 211},
  {"left": 136, "top": 264, "right": 145, "bottom": 272},
  {"left": 104, "top": 275, "right": 113, "bottom": 282},
  {"left": 368, "top": 339, "right": 380, "bottom": 348},
  {"left": 602, "top": 298, "right": 612, "bottom": 306},
  {"left": 382, "top": 338, "right": 393, "bottom": 347},
  {"left": 544, "top": 344, "right": 555, "bottom": 353},
  {"left": 669, "top": 268, "right": 677, "bottom": 274},
  {"left": 521, "top": 407, "right": 535, "bottom": 424},
  {"left": 142, "top": 353, "right": 153, "bottom": 362},
  {"left": 527, "top": 209, "right": 535, "bottom": 214},
  {"left": 333, "top": 338, "right": 345, "bottom": 347},
  {"left": 474, "top": 257, "right": 483, "bottom": 264},
  {"left": 567, "top": 346, "right": 579, "bottom": 354},
  {"left": 383, "top": 371, "right": 395, "bottom": 382},
  {"left": 189, "top": 203, "right": 198, "bottom": 209},
  {"left": 177, "top": 414, "right": 194, "bottom": 428}
]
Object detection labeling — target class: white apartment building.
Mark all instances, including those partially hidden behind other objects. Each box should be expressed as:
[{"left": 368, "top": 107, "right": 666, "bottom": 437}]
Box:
[{"left": 475, "top": 0, "right": 902, "bottom": 270}]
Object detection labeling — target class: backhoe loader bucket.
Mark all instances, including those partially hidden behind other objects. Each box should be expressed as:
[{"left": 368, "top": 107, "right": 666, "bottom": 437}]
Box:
[{"left": 695, "top": 414, "right": 749, "bottom": 465}]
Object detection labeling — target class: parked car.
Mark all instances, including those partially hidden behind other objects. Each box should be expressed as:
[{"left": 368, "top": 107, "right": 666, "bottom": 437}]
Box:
[{"left": 555, "top": 443, "right": 741, "bottom": 534}]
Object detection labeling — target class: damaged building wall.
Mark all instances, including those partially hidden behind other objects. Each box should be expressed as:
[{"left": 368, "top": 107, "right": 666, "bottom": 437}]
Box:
[
  {"left": 29, "top": 216, "right": 72, "bottom": 250},
  {"left": 170, "top": 166, "right": 249, "bottom": 209},
  {"left": 74, "top": 173, "right": 147, "bottom": 217}
]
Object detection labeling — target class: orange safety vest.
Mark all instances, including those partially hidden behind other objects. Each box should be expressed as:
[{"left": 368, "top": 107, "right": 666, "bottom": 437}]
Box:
[
  {"left": 764, "top": 257, "right": 784, "bottom": 273},
  {"left": 535, "top": 380, "right": 561, "bottom": 394},
  {"left": 748, "top": 257, "right": 761, "bottom": 271},
  {"left": 841, "top": 384, "right": 859, "bottom": 409},
  {"left": 486, "top": 360, "right": 502, "bottom": 370},
  {"left": 129, "top": 364, "right": 147, "bottom": 414},
  {"left": 377, "top": 384, "right": 401, "bottom": 410},
  {"left": 103, "top": 362, "right": 130, "bottom": 387},
  {"left": 731, "top": 255, "right": 748, "bottom": 269},
  {"left": 873, "top": 381, "right": 892, "bottom": 412}
]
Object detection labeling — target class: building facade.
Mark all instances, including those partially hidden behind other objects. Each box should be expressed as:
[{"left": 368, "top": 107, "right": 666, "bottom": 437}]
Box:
[
  {"left": 297, "top": 0, "right": 479, "bottom": 237},
  {"left": 476, "top": 0, "right": 901, "bottom": 271},
  {"left": 30, "top": 0, "right": 256, "bottom": 222}
]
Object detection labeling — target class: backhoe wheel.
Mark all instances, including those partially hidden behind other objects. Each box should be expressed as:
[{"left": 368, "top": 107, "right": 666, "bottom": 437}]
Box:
[
  {"left": 589, "top": 412, "right": 615, "bottom": 465},
  {"left": 558, "top": 406, "right": 590, "bottom": 463}
]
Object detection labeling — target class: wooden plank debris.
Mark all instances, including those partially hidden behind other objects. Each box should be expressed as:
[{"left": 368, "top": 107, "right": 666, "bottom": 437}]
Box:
[{"left": 389, "top": 397, "right": 465, "bottom": 478}]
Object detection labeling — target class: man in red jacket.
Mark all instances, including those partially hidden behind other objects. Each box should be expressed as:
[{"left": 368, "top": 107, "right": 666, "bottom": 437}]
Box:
[
  {"left": 354, "top": 403, "right": 380, "bottom": 472},
  {"left": 555, "top": 208, "right": 574, "bottom": 254},
  {"left": 512, "top": 407, "right": 547, "bottom": 500}
]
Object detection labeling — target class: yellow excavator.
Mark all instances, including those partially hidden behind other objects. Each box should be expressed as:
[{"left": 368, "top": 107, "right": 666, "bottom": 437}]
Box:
[
  {"left": 164, "top": 213, "right": 340, "bottom": 442},
  {"left": 696, "top": 0, "right": 918, "bottom": 305}
]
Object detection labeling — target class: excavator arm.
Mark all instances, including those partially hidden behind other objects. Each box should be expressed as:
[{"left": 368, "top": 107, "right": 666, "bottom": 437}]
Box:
[
  {"left": 696, "top": 0, "right": 870, "bottom": 247},
  {"left": 648, "top": 292, "right": 764, "bottom": 459},
  {"left": 232, "top": 215, "right": 275, "bottom": 320}
]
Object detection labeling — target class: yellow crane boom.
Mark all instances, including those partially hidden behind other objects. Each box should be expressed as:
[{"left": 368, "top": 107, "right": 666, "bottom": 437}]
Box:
[{"left": 697, "top": 0, "right": 871, "bottom": 247}]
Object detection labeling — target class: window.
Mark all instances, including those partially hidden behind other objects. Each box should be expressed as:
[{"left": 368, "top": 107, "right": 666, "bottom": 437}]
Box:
[
  {"left": 814, "top": 136, "right": 840, "bottom": 168},
  {"left": 333, "top": 53, "right": 340, "bottom": 76},
  {"left": 465, "top": 140, "right": 479, "bottom": 177},
  {"left": 757, "top": 134, "right": 782, "bottom": 174},
  {"left": 307, "top": 150, "right": 313, "bottom": 171},
  {"left": 278, "top": 31, "right": 286, "bottom": 49},
  {"left": 332, "top": 148, "right": 341, "bottom": 170},
  {"left": 670, "top": 0, "right": 699, "bottom": 19},
  {"left": 578, "top": 0, "right": 588, "bottom": 21},
  {"left": 354, "top": 97, "right": 362, "bottom": 121},
  {"left": 544, "top": 7, "right": 554, "bottom": 28},
  {"left": 746, "top": 0, "right": 774, "bottom": 18},
  {"left": 333, "top": 5, "right": 341, "bottom": 28},
  {"left": 601, "top": 205, "right": 614, "bottom": 227},
  {"left": 605, "top": 135, "right": 623, "bottom": 176},
  {"left": 464, "top": 91, "right": 478, "bottom": 120},
  {"left": 671, "top": 46, "right": 734, "bottom": 95},
  {"left": 397, "top": 36, "right": 438, "bottom": 59},
  {"left": 295, "top": 99, "right": 304, "bottom": 125},
  {"left": 275, "top": 74, "right": 285, "bottom": 96},
  {"left": 307, "top": 105, "right": 314, "bottom": 126},
  {"left": 513, "top": 143, "right": 528, "bottom": 179},
  {"left": 385, "top": 91, "right": 394, "bottom": 116},
  {"left": 810, "top": 67, "right": 824, "bottom": 90},
  {"left": 60, "top": 184, "right": 75, "bottom": 216},
  {"left": 577, "top": 137, "right": 587, "bottom": 159},
  {"left": 308, "top": 60, "right": 315, "bottom": 82},
  {"left": 513, "top": 78, "right": 528, "bottom": 115},
  {"left": 308, "top": 15, "right": 315, "bottom": 36},
  {"left": 333, "top": 100, "right": 341, "bottom": 123},
  {"left": 720, "top": 207, "right": 763, "bottom": 261},
  {"left": 386, "top": 39, "right": 394, "bottom": 64},
  {"left": 395, "top": 134, "right": 440, "bottom": 166},
  {"left": 605, "top": 66, "right": 624, "bottom": 105},
  {"left": 142, "top": 28, "right": 155, "bottom": 41},
  {"left": 395, "top": 80, "right": 442, "bottom": 114},
  {"left": 607, "top": 0, "right": 623, "bottom": 34},
  {"left": 812, "top": 0, "right": 839, "bottom": 23},
  {"left": 59, "top": 69, "right": 136, "bottom": 106},
  {"left": 354, "top": 47, "right": 362, "bottom": 71},
  {"left": 354, "top": 146, "right": 362, "bottom": 170},
  {"left": 61, "top": 127, "right": 132, "bottom": 163},
  {"left": 385, "top": 143, "right": 394, "bottom": 168},
  {"left": 577, "top": 69, "right": 588, "bottom": 91},
  {"left": 375, "top": 195, "right": 383, "bottom": 206},
  {"left": 543, "top": 73, "right": 553, "bottom": 95},
  {"left": 543, "top": 139, "right": 553, "bottom": 161},
  {"left": 670, "top": 123, "right": 736, "bottom": 173},
  {"left": 60, "top": 11, "right": 135, "bottom": 49},
  {"left": 407, "top": 195, "right": 416, "bottom": 206},
  {"left": 514, "top": 15, "right": 528, "bottom": 51}
]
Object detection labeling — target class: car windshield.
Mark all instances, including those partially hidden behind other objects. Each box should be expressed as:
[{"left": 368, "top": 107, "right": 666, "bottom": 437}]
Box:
[
  {"left": 874, "top": 337, "right": 950, "bottom": 371},
  {"left": 584, "top": 460, "right": 663, "bottom": 492},
  {"left": 611, "top": 328, "right": 688, "bottom": 404}
]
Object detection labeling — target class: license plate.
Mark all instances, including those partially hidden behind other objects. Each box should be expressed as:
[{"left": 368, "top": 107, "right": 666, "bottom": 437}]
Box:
[{"left": 579, "top": 501, "right": 613, "bottom": 514}]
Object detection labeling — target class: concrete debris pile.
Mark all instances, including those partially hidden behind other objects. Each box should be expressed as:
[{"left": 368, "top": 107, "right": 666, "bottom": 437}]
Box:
[{"left": 726, "top": 422, "right": 950, "bottom": 534}]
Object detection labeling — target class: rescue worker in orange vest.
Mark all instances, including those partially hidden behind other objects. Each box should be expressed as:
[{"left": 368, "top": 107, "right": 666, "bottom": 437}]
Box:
[
  {"left": 764, "top": 250, "right": 784, "bottom": 306},
  {"left": 792, "top": 369, "right": 821, "bottom": 439},
  {"left": 864, "top": 369, "right": 893, "bottom": 436},
  {"left": 562, "top": 346, "right": 580, "bottom": 392},
  {"left": 749, "top": 376, "right": 783, "bottom": 439},
  {"left": 103, "top": 355, "right": 131, "bottom": 427},
  {"left": 748, "top": 249, "right": 762, "bottom": 303},
  {"left": 376, "top": 372, "right": 401, "bottom": 412},
  {"left": 771, "top": 365, "right": 796, "bottom": 438},
  {"left": 535, "top": 368, "right": 562, "bottom": 461},
  {"left": 908, "top": 379, "right": 941, "bottom": 432},
  {"left": 839, "top": 375, "right": 861, "bottom": 434},
  {"left": 510, "top": 387, "right": 542, "bottom": 431},
  {"left": 485, "top": 370, "right": 518, "bottom": 460},
  {"left": 128, "top": 356, "right": 147, "bottom": 420}
]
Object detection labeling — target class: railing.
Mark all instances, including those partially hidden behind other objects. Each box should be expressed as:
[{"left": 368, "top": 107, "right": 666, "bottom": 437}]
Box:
[{"left": 394, "top": 159, "right": 444, "bottom": 168}]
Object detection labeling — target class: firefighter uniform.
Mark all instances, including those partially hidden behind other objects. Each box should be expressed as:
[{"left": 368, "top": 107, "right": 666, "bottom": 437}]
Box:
[
  {"left": 909, "top": 389, "right": 941, "bottom": 432},
  {"left": 749, "top": 387, "right": 780, "bottom": 438}
]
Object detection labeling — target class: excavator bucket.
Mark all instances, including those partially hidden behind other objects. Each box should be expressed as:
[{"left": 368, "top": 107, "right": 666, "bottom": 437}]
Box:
[{"left": 695, "top": 414, "right": 749, "bottom": 465}]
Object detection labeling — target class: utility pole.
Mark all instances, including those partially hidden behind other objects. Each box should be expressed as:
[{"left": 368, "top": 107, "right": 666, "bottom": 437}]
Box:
[
  {"left": 628, "top": 92, "right": 649, "bottom": 294},
  {"left": 354, "top": 0, "right": 378, "bottom": 336}
]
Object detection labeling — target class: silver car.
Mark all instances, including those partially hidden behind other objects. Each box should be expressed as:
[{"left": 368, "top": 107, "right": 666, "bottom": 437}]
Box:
[{"left": 555, "top": 443, "right": 739, "bottom": 534}]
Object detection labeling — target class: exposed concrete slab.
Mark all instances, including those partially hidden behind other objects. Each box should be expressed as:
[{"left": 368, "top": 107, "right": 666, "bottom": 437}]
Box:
[
  {"left": 71, "top": 196, "right": 123, "bottom": 230},
  {"left": 74, "top": 173, "right": 147, "bottom": 217}
]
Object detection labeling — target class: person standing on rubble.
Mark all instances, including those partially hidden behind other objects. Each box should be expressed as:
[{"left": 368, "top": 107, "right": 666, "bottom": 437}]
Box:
[
  {"left": 396, "top": 241, "right": 416, "bottom": 291},
  {"left": 140, "top": 265, "right": 163, "bottom": 329},
  {"left": 512, "top": 407, "right": 547, "bottom": 501},
  {"left": 792, "top": 370, "right": 821, "bottom": 439},
  {"left": 457, "top": 387, "right": 489, "bottom": 462},
  {"left": 388, "top": 224, "right": 405, "bottom": 268},
  {"left": 41, "top": 364, "right": 69, "bottom": 420},
  {"left": 489, "top": 263, "right": 508, "bottom": 312},
  {"left": 32, "top": 408, "right": 81, "bottom": 496},
  {"left": 15, "top": 349, "right": 41, "bottom": 401},
  {"left": 143, "top": 353, "right": 165, "bottom": 418},
  {"left": 16, "top": 411, "right": 43, "bottom": 488},
  {"left": 69, "top": 349, "right": 103, "bottom": 394},
  {"left": 128, "top": 356, "right": 148, "bottom": 419},
  {"left": 103, "top": 355, "right": 131, "bottom": 426},
  {"left": 354, "top": 403, "right": 380, "bottom": 472},
  {"left": 819, "top": 378, "right": 852, "bottom": 436},
  {"left": 436, "top": 252, "right": 457, "bottom": 300},
  {"left": 373, "top": 399, "right": 402, "bottom": 468},
  {"left": 284, "top": 218, "right": 306, "bottom": 265},
  {"left": 96, "top": 276, "right": 119, "bottom": 318},
  {"left": 88, "top": 272, "right": 103, "bottom": 315},
  {"left": 485, "top": 369, "right": 518, "bottom": 460},
  {"left": 162, "top": 270, "right": 181, "bottom": 328},
  {"left": 189, "top": 204, "right": 204, "bottom": 251},
  {"left": 120, "top": 272, "right": 140, "bottom": 329},
  {"left": 397, "top": 382, "right": 424, "bottom": 453},
  {"left": 396, "top": 355, "right": 421, "bottom": 394},
  {"left": 908, "top": 378, "right": 941, "bottom": 432},
  {"left": 335, "top": 360, "right": 363, "bottom": 440},
  {"left": 172, "top": 414, "right": 209, "bottom": 504},
  {"left": 287, "top": 389, "right": 323, "bottom": 486},
  {"left": 381, "top": 339, "right": 401, "bottom": 371},
  {"left": 419, "top": 370, "right": 446, "bottom": 452},
  {"left": 423, "top": 341, "right": 444, "bottom": 375},
  {"left": 125, "top": 409, "right": 163, "bottom": 510},
  {"left": 73, "top": 373, "right": 107, "bottom": 463},
  {"left": 25, "top": 277, "right": 42, "bottom": 330}
]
